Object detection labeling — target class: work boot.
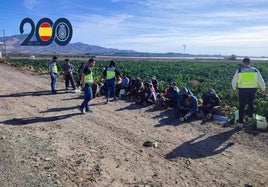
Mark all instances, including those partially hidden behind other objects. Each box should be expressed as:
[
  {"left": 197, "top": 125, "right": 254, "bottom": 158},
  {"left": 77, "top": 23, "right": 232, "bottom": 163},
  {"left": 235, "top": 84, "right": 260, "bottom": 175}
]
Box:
[
  {"left": 205, "top": 113, "right": 212, "bottom": 121},
  {"left": 79, "top": 107, "right": 86, "bottom": 114},
  {"left": 179, "top": 117, "right": 185, "bottom": 123},
  {"left": 86, "top": 109, "right": 93, "bottom": 113},
  {"left": 236, "top": 123, "right": 244, "bottom": 129}
]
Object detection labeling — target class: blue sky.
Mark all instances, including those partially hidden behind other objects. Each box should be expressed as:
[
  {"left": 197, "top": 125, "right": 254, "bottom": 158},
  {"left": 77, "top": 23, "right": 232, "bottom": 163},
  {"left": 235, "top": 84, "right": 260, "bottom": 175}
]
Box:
[{"left": 1, "top": 0, "right": 268, "bottom": 56}]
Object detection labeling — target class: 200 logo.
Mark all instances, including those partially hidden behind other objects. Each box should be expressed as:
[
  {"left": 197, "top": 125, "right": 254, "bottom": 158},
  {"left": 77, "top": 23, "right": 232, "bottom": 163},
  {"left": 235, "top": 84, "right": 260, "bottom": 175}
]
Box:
[{"left": 20, "top": 18, "right": 73, "bottom": 46}]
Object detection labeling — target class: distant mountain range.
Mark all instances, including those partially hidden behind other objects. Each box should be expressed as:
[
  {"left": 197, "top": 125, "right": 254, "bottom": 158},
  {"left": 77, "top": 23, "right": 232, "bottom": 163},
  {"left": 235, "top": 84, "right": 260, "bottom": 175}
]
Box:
[
  {"left": 0, "top": 34, "right": 224, "bottom": 58},
  {"left": 0, "top": 34, "right": 138, "bottom": 56}
]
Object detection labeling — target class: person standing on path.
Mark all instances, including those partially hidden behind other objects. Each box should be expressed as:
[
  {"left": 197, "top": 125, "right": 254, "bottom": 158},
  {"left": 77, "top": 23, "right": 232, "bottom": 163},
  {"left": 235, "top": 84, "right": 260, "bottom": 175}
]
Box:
[
  {"left": 79, "top": 58, "right": 96, "bottom": 114},
  {"left": 103, "top": 60, "right": 120, "bottom": 103},
  {"left": 231, "top": 57, "right": 266, "bottom": 128},
  {"left": 62, "top": 58, "right": 76, "bottom": 90},
  {"left": 49, "top": 56, "right": 58, "bottom": 94}
]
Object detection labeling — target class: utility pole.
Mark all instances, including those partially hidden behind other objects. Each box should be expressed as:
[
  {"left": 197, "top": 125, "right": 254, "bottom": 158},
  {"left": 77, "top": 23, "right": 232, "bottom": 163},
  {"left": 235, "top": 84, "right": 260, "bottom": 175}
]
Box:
[
  {"left": 183, "top": 44, "right": 186, "bottom": 55},
  {"left": 3, "top": 29, "right": 7, "bottom": 57}
]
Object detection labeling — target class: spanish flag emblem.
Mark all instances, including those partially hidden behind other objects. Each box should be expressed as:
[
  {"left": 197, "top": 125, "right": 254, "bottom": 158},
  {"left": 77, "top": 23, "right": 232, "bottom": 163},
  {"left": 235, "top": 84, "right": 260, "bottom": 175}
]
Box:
[{"left": 39, "top": 22, "right": 52, "bottom": 41}]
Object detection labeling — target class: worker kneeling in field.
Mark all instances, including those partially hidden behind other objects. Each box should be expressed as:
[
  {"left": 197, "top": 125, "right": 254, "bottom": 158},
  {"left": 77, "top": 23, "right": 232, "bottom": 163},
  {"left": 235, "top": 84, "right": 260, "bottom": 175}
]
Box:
[
  {"left": 135, "top": 82, "right": 156, "bottom": 107},
  {"left": 199, "top": 88, "right": 221, "bottom": 120},
  {"left": 177, "top": 93, "right": 198, "bottom": 123}
]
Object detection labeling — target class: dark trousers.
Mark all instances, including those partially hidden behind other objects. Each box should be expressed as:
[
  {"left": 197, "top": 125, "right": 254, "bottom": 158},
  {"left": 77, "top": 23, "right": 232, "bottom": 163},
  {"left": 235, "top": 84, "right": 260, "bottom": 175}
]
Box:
[
  {"left": 238, "top": 88, "right": 256, "bottom": 123},
  {"left": 65, "top": 74, "right": 76, "bottom": 89},
  {"left": 105, "top": 79, "right": 116, "bottom": 101}
]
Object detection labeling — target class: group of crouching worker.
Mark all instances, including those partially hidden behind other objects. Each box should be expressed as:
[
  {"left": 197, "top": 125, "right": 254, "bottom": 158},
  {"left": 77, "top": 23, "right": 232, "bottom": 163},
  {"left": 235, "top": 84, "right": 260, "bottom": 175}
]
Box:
[
  {"left": 117, "top": 78, "right": 223, "bottom": 123},
  {"left": 87, "top": 60, "right": 224, "bottom": 123}
]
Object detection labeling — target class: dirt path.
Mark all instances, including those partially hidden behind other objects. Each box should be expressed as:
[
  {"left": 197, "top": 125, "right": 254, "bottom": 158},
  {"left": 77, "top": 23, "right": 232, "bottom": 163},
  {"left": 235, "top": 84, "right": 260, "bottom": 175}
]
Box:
[{"left": 0, "top": 63, "right": 267, "bottom": 187}]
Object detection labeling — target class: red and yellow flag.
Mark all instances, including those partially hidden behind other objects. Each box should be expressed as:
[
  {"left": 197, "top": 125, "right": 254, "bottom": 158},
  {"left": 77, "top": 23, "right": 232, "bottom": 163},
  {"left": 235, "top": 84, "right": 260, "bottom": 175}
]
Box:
[{"left": 39, "top": 22, "right": 52, "bottom": 41}]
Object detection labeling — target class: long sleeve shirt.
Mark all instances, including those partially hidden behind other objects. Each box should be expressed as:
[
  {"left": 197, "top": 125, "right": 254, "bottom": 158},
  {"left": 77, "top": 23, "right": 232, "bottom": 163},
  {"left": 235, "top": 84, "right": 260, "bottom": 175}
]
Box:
[
  {"left": 178, "top": 95, "right": 198, "bottom": 113},
  {"left": 121, "top": 77, "right": 129, "bottom": 88},
  {"left": 232, "top": 65, "right": 266, "bottom": 91},
  {"left": 62, "top": 63, "right": 74, "bottom": 75}
]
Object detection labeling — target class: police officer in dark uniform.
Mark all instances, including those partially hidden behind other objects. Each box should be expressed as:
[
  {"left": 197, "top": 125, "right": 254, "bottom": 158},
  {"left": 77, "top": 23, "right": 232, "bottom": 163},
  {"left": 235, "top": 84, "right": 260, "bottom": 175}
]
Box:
[
  {"left": 232, "top": 57, "right": 266, "bottom": 128},
  {"left": 79, "top": 58, "right": 96, "bottom": 114},
  {"left": 49, "top": 56, "right": 58, "bottom": 94},
  {"left": 103, "top": 60, "right": 120, "bottom": 103}
]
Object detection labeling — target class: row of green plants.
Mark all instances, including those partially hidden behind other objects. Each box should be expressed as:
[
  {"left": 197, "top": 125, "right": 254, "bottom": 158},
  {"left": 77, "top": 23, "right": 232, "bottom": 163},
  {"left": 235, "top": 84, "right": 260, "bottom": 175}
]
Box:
[{"left": 1, "top": 58, "right": 268, "bottom": 119}]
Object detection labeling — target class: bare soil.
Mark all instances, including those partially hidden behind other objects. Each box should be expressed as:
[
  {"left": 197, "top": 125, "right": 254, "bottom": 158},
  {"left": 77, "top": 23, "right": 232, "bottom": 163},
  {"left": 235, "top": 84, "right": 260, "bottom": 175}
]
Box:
[{"left": 0, "top": 63, "right": 267, "bottom": 187}]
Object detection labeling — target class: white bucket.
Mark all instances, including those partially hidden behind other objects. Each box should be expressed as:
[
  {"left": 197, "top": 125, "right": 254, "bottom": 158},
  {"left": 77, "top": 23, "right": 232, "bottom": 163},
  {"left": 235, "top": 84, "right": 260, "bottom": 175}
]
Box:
[
  {"left": 119, "top": 89, "right": 126, "bottom": 98},
  {"left": 255, "top": 114, "right": 267, "bottom": 130}
]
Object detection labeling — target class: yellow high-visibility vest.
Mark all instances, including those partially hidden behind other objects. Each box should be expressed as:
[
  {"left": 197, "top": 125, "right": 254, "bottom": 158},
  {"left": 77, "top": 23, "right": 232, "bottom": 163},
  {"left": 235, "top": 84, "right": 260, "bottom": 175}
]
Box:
[
  {"left": 237, "top": 71, "right": 258, "bottom": 88},
  {"left": 52, "top": 64, "right": 58, "bottom": 73},
  {"left": 85, "top": 71, "right": 93, "bottom": 83},
  {"left": 106, "top": 67, "right": 116, "bottom": 79}
]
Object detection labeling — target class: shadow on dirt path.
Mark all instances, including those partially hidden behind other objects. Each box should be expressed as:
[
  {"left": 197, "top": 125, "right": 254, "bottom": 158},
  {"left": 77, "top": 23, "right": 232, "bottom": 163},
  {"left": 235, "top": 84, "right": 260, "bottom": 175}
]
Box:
[
  {"left": 1, "top": 113, "right": 81, "bottom": 126},
  {"left": 165, "top": 128, "right": 240, "bottom": 159},
  {"left": 0, "top": 89, "right": 68, "bottom": 98}
]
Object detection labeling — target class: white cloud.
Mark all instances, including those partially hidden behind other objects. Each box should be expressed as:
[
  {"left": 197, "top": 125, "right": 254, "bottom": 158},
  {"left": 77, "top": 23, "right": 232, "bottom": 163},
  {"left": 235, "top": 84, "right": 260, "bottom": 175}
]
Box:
[
  {"left": 92, "top": 25, "right": 268, "bottom": 56},
  {"left": 38, "top": 0, "right": 268, "bottom": 56},
  {"left": 70, "top": 13, "right": 135, "bottom": 45},
  {"left": 23, "top": 0, "right": 39, "bottom": 10}
]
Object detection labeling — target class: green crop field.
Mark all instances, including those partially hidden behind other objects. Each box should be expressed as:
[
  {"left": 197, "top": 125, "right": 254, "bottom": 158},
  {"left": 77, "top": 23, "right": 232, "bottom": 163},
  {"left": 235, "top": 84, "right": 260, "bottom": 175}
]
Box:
[{"left": 1, "top": 57, "right": 268, "bottom": 119}]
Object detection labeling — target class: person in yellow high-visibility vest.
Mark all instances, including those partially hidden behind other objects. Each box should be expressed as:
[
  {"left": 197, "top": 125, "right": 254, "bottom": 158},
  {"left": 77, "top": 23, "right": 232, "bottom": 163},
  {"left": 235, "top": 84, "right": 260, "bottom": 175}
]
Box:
[
  {"left": 79, "top": 58, "right": 96, "bottom": 114},
  {"left": 48, "top": 56, "right": 58, "bottom": 94},
  {"left": 103, "top": 60, "right": 121, "bottom": 103},
  {"left": 232, "top": 57, "right": 266, "bottom": 128}
]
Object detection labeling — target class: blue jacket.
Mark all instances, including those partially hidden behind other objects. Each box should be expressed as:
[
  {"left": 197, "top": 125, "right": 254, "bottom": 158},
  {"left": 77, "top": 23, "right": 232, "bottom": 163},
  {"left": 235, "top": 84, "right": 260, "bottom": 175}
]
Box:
[{"left": 178, "top": 95, "right": 198, "bottom": 114}]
